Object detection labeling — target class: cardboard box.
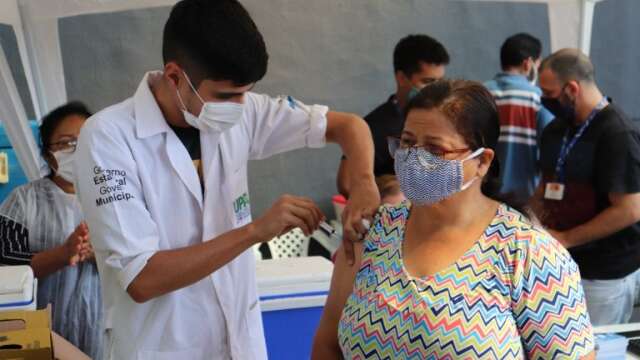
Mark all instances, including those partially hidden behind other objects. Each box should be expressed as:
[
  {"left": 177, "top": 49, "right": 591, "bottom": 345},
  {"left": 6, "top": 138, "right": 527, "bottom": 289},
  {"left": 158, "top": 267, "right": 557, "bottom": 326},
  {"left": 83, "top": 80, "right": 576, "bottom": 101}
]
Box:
[
  {"left": 51, "top": 332, "right": 90, "bottom": 360},
  {"left": 0, "top": 307, "right": 90, "bottom": 360},
  {"left": 0, "top": 308, "right": 52, "bottom": 360}
]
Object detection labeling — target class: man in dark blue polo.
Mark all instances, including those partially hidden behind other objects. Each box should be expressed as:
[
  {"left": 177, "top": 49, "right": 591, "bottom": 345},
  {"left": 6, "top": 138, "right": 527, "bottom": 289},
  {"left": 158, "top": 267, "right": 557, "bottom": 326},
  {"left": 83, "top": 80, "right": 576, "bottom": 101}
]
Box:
[{"left": 337, "top": 34, "right": 449, "bottom": 196}]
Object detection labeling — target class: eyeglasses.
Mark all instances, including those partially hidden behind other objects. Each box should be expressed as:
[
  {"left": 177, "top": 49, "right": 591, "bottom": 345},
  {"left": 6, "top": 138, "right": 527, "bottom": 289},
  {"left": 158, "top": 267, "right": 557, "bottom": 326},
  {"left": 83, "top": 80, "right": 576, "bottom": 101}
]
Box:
[
  {"left": 387, "top": 136, "right": 470, "bottom": 161},
  {"left": 48, "top": 139, "right": 78, "bottom": 154}
]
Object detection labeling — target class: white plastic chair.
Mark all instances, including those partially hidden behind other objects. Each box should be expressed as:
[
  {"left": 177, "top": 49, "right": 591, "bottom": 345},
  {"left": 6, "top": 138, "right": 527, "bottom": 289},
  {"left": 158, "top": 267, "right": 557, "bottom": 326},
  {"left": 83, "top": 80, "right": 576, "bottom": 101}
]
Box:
[{"left": 267, "top": 228, "right": 310, "bottom": 259}]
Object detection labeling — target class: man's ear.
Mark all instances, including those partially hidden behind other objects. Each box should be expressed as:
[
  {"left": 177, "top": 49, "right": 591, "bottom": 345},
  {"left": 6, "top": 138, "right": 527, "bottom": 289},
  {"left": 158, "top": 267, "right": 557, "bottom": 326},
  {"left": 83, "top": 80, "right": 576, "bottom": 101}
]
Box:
[
  {"left": 164, "top": 62, "right": 182, "bottom": 89},
  {"left": 522, "top": 58, "right": 533, "bottom": 74},
  {"left": 565, "top": 80, "right": 581, "bottom": 98},
  {"left": 395, "top": 70, "right": 410, "bottom": 89}
]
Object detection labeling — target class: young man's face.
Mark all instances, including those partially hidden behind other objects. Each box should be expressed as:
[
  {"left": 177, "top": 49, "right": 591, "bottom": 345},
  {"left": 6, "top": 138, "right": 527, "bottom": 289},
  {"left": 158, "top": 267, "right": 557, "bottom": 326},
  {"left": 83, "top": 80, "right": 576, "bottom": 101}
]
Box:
[
  {"left": 194, "top": 78, "right": 255, "bottom": 104},
  {"left": 397, "top": 61, "right": 446, "bottom": 103},
  {"left": 407, "top": 62, "right": 446, "bottom": 89},
  {"left": 538, "top": 67, "right": 565, "bottom": 99},
  {"left": 167, "top": 62, "right": 255, "bottom": 118}
]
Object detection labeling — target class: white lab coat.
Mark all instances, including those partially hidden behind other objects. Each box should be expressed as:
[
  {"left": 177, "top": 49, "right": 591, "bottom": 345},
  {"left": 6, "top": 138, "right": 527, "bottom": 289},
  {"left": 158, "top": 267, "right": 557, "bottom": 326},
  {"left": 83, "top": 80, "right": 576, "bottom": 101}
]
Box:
[{"left": 73, "top": 72, "right": 328, "bottom": 360}]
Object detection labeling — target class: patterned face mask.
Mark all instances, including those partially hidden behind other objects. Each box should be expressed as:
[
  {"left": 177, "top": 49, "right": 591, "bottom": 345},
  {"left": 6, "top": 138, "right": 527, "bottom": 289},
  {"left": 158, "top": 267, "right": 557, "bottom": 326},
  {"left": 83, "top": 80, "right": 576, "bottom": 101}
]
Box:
[{"left": 394, "top": 147, "right": 484, "bottom": 206}]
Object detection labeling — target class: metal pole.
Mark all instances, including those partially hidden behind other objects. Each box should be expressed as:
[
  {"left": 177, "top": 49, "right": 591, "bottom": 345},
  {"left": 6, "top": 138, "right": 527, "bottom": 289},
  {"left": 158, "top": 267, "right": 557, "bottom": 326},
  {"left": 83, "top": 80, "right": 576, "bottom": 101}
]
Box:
[{"left": 0, "top": 45, "right": 42, "bottom": 181}]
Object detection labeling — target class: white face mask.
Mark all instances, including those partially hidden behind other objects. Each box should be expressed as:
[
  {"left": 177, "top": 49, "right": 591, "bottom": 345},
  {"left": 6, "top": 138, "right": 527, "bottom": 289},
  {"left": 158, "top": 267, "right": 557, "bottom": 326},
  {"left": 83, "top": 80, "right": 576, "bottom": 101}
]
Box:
[
  {"left": 52, "top": 150, "right": 75, "bottom": 183},
  {"left": 176, "top": 71, "right": 245, "bottom": 132}
]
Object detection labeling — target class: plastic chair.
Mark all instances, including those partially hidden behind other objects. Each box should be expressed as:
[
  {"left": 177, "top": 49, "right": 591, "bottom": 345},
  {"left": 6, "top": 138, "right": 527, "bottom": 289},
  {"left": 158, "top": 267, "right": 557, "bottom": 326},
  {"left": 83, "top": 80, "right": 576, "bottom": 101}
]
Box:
[{"left": 268, "top": 228, "right": 310, "bottom": 259}]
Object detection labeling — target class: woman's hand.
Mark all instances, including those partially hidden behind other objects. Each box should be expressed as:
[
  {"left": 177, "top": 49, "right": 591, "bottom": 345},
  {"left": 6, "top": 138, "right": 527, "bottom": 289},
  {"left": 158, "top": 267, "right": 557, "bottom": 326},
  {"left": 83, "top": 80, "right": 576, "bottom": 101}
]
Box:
[
  {"left": 64, "top": 222, "right": 93, "bottom": 266},
  {"left": 341, "top": 177, "right": 379, "bottom": 265},
  {"left": 31, "top": 222, "right": 94, "bottom": 278}
]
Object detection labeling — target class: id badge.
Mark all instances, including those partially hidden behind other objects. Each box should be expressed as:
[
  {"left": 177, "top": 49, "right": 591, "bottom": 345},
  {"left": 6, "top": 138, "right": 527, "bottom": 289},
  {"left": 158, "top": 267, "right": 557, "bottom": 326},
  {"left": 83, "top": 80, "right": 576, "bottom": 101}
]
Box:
[{"left": 544, "top": 182, "right": 565, "bottom": 200}]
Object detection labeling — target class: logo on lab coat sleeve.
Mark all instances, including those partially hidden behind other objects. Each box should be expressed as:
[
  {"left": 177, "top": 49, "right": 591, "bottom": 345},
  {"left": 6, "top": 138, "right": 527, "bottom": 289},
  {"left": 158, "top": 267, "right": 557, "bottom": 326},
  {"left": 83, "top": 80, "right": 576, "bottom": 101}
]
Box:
[
  {"left": 93, "top": 166, "right": 135, "bottom": 207},
  {"left": 233, "top": 192, "right": 251, "bottom": 225}
]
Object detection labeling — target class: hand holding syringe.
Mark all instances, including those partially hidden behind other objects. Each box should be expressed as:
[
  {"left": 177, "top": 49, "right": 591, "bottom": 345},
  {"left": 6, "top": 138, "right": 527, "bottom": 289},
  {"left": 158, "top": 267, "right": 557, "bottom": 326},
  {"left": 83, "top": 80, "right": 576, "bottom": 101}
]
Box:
[{"left": 317, "top": 219, "right": 371, "bottom": 243}]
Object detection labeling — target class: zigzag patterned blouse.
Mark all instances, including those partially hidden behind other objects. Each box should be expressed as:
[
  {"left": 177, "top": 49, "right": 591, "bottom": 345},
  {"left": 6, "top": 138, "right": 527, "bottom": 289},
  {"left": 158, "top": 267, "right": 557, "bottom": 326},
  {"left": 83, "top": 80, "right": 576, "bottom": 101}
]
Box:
[{"left": 338, "top": 202, "right": 594, "bottom": 359}]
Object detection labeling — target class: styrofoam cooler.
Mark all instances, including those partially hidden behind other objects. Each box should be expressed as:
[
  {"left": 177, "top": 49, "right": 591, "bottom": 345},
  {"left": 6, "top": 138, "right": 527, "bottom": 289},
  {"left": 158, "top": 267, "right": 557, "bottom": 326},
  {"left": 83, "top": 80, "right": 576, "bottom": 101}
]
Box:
[
  {"left": 0, "top": 265, "right": 37, "bottom": 311},
  {"left": 257, "top": 256, "right": 333, "bottom": 360}
]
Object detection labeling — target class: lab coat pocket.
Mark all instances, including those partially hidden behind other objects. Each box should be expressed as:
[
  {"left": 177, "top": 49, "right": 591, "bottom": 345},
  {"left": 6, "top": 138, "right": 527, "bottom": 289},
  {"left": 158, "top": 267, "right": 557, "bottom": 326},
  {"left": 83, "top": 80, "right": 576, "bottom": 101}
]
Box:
[{"left": 137, "top": 347, "right": 207, "bottom": 360}]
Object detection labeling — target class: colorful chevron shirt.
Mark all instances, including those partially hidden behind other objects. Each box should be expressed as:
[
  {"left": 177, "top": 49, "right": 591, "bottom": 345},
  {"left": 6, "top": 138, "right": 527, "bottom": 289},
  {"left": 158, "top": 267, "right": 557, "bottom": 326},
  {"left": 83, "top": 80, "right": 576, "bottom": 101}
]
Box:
[{"left": 338, "top": 202, "right": 594, "bottom": 359}]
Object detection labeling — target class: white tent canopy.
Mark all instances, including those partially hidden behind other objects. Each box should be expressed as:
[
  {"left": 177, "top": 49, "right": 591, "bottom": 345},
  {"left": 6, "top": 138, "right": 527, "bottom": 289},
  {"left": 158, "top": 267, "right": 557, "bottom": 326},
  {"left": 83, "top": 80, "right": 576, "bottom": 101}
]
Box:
[
  {"left": 0, "top": 0, "right": 607, "bottom": 181},
  {"left": 473, "top": 0, "right": 605, "bottom": 56}
]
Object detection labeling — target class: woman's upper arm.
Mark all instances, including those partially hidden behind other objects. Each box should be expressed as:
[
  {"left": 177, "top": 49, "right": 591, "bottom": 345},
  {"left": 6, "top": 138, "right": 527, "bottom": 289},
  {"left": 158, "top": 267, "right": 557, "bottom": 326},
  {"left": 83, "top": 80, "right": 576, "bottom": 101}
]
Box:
[
  {"left": 0, "top": 189, "right": 32, "bottom": 265},
  {"left": 312, "top": 241, "right": 364, "bottom": 359}
]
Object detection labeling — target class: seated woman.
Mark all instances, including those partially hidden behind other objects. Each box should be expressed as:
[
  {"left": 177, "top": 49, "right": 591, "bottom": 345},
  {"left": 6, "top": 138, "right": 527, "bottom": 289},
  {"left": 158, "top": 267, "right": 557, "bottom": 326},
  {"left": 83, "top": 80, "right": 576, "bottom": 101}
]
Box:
[
  {"left": 313, "top": 80, "right": 594, "bottom": 359},
  {"left": 0, "top": 102, "right": 103, "bottom": 359}
]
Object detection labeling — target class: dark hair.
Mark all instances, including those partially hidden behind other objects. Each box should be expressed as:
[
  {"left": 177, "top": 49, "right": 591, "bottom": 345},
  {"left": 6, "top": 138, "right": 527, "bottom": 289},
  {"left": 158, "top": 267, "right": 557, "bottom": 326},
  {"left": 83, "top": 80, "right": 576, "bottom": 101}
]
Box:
[
  {"left": 393, "top": 34, "right": 449, "bottom": 76},
  {"left": 500, "top": 33, "right": 542, "bottom": 70},
  {"left": 39, "top": 101, "right": 92, "bottom": 156},
  {"left": 405, "top": 79, "right": 526, "bottom": 214},
  {"left": 162, "top": 0, "right": 268, "bottom": 86}
]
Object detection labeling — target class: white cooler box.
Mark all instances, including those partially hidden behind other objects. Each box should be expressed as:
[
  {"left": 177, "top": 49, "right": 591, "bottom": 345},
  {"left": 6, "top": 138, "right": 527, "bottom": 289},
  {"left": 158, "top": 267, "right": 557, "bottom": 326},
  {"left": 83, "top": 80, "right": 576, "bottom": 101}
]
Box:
[
  {"left": 0, "top": 265, "right": 37, "bottom": 311},
  {"left": 257, "top": 256, "right": 333, "bottom": 360}
]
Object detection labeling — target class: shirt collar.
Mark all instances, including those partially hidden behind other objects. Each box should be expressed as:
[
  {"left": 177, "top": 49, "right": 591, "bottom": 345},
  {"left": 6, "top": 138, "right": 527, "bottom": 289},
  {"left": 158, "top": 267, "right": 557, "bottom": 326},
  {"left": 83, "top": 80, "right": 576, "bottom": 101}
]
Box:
[
  {"left": 495, "top": 72, "right": 529, "bottom": 84},
  {"left": 134, "top": 71, "right": 172, "bottom": 139}
]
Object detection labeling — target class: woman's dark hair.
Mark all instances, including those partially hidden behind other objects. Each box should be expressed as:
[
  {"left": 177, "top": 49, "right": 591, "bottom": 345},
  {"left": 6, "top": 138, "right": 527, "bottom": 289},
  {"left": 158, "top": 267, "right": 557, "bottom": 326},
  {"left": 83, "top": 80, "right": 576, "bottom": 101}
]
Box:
[
  {"left": 39, "top": 101, "right": 92, "bottom": 157},
  {"left": 405, "top": 79, "right": 526, "bottom": 214}
]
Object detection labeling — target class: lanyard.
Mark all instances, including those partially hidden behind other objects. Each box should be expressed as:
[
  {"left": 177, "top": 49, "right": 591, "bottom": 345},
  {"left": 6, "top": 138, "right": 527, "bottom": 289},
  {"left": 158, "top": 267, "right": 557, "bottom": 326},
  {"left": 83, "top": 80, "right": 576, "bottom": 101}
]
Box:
[{"left": 555, "top": 97, "right": 607, "bottom": 182}]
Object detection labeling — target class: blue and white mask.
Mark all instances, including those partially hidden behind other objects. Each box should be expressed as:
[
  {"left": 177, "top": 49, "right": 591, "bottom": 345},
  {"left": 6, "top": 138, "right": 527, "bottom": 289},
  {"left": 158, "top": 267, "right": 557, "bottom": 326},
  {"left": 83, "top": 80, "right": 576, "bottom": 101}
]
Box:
[{"left": 394, "top": 147, "right": 484, "bottom": 206}]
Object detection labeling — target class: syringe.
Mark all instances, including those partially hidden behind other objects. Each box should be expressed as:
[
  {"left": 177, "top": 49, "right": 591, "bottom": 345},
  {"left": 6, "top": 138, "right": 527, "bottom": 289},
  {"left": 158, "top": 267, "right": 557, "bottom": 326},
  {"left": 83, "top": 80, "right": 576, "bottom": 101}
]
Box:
[{"left": 317, "top": 219, "right": 371, "bottom": 241}]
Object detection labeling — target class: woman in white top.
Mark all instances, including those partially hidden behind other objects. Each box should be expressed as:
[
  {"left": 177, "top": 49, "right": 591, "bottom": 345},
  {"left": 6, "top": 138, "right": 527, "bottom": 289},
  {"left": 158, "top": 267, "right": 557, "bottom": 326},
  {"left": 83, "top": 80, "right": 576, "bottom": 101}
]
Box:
[{"left": 0, "top": 101, "right": 103, "bottom": 359}]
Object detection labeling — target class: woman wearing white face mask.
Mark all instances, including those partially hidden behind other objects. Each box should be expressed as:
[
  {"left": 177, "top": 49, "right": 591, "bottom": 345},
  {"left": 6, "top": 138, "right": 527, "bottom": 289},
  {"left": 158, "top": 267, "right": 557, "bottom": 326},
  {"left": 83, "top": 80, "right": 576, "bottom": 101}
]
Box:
[
  {"left": 0, "top": 101, "right": 103, "bottom": 359},
  {"left": 313, "top": 80, "right": 595, "bottom": 359}
]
